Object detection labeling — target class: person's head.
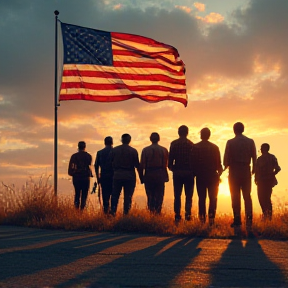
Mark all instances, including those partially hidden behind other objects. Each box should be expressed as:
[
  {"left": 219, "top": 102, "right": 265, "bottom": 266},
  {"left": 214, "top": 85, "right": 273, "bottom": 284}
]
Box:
[
  {"left": 104, "top": 136, "right": 113, "bottom": 146},
  {"left": 78, "top": 141, "right": 86, "bottom": 151},
  {"left": 260, "top": 143, "right": 270, "bottom": 154},
  {"left": 150, "top": 132, "right": 160, "bottom": 144},
  {"left": 178, "top": 125, "right": 189, "bottom": 137},
  {"left": 233, "top": 122, "right": 244, "bottom": 135},
  {"left": 121, "top": 133, "right": 131, "bottom": 144},
  {"left": 200, "top": 127, "right": 211, "bottom": 140}
]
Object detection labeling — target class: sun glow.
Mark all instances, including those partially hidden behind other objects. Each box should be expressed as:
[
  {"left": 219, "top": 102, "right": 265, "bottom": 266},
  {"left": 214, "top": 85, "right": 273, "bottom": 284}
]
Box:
[{"left": 218, "top": 172, "right": 230, "bottom": 197}]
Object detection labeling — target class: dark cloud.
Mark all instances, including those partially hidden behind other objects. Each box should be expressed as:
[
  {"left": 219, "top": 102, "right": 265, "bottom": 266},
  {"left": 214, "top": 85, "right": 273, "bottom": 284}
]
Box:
[{"left": 0, "top": 142, "right": 53, "bottom": 166}]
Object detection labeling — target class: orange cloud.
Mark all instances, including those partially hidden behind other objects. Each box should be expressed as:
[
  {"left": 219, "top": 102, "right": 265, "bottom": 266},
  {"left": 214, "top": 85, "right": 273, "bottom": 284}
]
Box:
[
  {"left": 175, "top": 5, "right": 192, "bottom": 14},
  {"left": 0, "top": 138, "right": 37, "bottom": 152},
  {"left": 196, "top": 12, "right": 224, "bottom": 23},
  {"left": 32, "top": 116, "right": 54, "bottom": 127},
  {"left": 194, "top": 2, "right": 205, "bottom": 12},
  {"left": 113, "top": 3, "right": 122, "bottom": 10}
]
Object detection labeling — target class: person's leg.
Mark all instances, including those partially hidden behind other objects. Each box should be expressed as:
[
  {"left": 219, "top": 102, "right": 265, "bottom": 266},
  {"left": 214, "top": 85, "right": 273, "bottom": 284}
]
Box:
[
  {"left": 196, "top": 176, "right": 207, "bottom": 223},
  {"left": 266, "top": 188, "right": 273, "bottom": 220},
  {"left": 184, "top": 174, "right": 194, "bottom": 220},
  {"left": 154, "top": 181, "right": 165, "bottom": 214},
  {"left": 123, "top": 179, "right": 136, "bottom": 215},
  {"left": 207, "top": 175, "right": 219, "bottom": 223},
  {"left": 72, "top": 178, "right": 81, "bottom": 209},
  {"left": 110, "top": 179, "right": 123, "bottom": 215},
  {"left": 144, "top": 181, "right": 153, "bottom": 212},
  {"left": 80, "top": 178, "right": 90, "bottom": 210},
  {"left": 101, "top": 177, "right": 113, "bottom": 214},
  {"left": 257, "top": 181, "right": 273, "bottom": 220},
  {"left": 241, "top": 169, "right": 252, "bottom": 226},
  {"left": 173, "top": 174, "right": 183, "bottom": 221},
  {"left": 257, "top": 182, "right": 266, "bottom": 218},
  {"left": 229, "top": 172, "right": 242, "bottom": 226}
]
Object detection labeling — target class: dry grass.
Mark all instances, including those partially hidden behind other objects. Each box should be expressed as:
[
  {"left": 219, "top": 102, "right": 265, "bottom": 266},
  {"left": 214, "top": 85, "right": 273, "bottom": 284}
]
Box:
[{"left": 1, "top": 176, "right": 288, "bottom": 240}]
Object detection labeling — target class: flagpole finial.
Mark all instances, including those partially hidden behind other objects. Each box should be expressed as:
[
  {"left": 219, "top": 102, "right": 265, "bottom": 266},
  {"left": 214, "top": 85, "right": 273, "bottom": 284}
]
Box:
[{"left": 54, "top": 10, "right": 59, "bottom": 16}]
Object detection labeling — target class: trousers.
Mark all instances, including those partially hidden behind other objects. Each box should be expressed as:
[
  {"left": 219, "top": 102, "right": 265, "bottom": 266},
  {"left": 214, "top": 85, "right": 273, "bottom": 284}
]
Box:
[
  {"left": 228, "top": 166, "right": 252, "bottom": 223},
  {"left": 111, "top": 179, "right": 136, "bottom": 215},
  {"left": 73, "top": 177, "right": 90, "bottom": 210},
  {"left": 173, "top": 172, "right": 194, "bottom": 219},
  {"left": 196, "top": 174, "right": 219, "bottom": 221}
]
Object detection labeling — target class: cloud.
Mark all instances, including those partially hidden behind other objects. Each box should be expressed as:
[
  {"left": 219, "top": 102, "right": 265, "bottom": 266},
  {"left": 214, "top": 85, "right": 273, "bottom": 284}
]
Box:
[
  {"left": 113, "top": 4, "right": 122, "bottom": 10},
  {"left": 194, "top": 2, "right": 205, "bottom": 12},
  {"left": 196, "top": 12, "right": 224, "bottom": 23},
  {"left": 175, "top": 5, "right": 192, "bottom": 14}
]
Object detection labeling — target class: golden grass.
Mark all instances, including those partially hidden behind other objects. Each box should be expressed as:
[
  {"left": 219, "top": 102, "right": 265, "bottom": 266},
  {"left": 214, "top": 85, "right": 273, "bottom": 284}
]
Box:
[{"left": 1, "top": 176, "right": 287, "bottom": 240}]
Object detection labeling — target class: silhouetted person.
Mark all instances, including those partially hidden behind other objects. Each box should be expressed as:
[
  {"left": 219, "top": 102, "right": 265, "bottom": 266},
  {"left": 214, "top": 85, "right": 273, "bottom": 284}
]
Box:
[
  {"left": 94, "top": 136, "right": 114, "bottom": 214},
  {"left": 110, "top": 134, "right": 141, "bottom": 216},
  {"left": 68, "top": 141, "right": 92, "bottom": 210},
  {"left": 168, "top": 125, "right": 194, "bottom": 222},
  {"left": 194, "top": 128, "right": 223, "bottom": 225},
  {"left": 224, "top": 122, "right": 257, "bottom": 228},
  {"left": 255, "top": 143, "right": 281, "bottom": 220},
  {"left": 139, "top": 132, "right": 169, "bottom": 214}
]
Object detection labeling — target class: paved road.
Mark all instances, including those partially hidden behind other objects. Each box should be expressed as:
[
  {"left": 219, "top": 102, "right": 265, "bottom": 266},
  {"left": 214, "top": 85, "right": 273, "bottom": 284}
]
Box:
[{"left": 0, "top": 225, "right": 287, "bottom": 288}]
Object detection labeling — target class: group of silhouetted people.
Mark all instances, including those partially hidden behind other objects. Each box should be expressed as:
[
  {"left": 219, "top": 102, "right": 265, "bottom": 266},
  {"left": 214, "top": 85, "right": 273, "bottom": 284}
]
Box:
[{"left": 68, "top": 122, "right": 281, "bottom": 228}]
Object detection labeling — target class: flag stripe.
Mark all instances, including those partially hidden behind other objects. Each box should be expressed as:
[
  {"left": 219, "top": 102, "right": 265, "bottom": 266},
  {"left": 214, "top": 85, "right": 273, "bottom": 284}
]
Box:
[
  {"left": 113, "top": 54, "right": 183, "bottom": 72},
  {"left": 60, "top": 88, "right": 186, "bottom": 97},
  {"left": 62, "top": 65, "right": 185, "bottom": 82},
  {"left": 61, "top": 76, "right": 185, "bottom": 89},
  {"left": 112, "top": 31, "right": 178, "bottom": 51},
  {"left": 113, "top": 48, "right": 180, "bottom": 67},
  {"left": 111, "top": 41, "right": 182, "bottom": 69},
  {"left": 61, "top": 82, "right": 186, "bottom": 93},
  {"left": 60, "top": 93, "right": 187, "bottom": 106}
]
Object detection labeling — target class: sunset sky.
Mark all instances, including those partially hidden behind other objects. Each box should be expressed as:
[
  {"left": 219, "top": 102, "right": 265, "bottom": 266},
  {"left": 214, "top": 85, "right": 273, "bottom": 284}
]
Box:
[{"left": 0, "top": 0, "right": 287, "bottom": 214}]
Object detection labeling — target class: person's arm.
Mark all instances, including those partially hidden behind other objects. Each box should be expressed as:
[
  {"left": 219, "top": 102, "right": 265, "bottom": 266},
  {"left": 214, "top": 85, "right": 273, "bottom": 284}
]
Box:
[
  {"left": 216, "top": 147, "right": 223, "bottom": 176},
  {"left": 134, "top": 149, "right": 143, "bottom": 184},
  {"left": 68, "top": 155, "right": 75, "bottom": 176},
  {"left": 223, "top": 141, "right": 230, "bottom": 171},
  {"left": 88, "top": 153, "right": 93, "bottom": 177},
  {"left": 168, "top": 144, "right": 174, "bottom": 171},
  {"left": 94, "top": 152, "right": 100, "bottom": 183},
  {"left": 273, "top": 156, "right": 281, "bottom": 175},
  {"left": 251, "top": 140, "right": 257, "bottom": 175},
  {"left": 138, "top": 149, "right": 145, "bottom": 184},
  {"left": 254, "top": 157, "right": 259, "bottom": 185},
  {"left": 163, "top": 148, "right": 169, "bottom": 168}
]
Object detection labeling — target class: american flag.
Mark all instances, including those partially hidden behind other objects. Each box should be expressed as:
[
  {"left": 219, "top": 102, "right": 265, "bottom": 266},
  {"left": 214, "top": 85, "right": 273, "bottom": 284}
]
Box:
[{"left": 59, "top": 22, "right": 187, "bottom": 107}]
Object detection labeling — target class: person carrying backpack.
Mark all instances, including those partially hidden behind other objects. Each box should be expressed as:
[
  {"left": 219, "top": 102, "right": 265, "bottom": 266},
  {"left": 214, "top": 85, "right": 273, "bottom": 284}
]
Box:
[{"left": 68, "top": 141, "right": 93, "bottom": 210}]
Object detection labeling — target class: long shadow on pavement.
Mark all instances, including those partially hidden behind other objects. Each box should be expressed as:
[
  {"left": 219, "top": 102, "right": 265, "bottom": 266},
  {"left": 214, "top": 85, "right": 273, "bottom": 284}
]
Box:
[
  {"left": 58, "top": 236, "right": 203, "bottom": 287},
  {"left": 0, "top": 226, "right": 139, "bottom": 281},
  {"left": 210, "top": 237, "right": 287, "bottom": 287}
]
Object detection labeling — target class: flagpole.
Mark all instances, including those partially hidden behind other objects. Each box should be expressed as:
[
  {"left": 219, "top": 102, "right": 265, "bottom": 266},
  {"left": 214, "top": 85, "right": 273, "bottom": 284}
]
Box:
[{"left": 54, "top": 10, "right": 59, "bottom": 196}]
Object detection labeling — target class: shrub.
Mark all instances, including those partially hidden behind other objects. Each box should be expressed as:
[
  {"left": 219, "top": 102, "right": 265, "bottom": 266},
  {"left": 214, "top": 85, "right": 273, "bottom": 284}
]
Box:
[{"left": 1, "top": 177, "right": 287, "bottom": 240}]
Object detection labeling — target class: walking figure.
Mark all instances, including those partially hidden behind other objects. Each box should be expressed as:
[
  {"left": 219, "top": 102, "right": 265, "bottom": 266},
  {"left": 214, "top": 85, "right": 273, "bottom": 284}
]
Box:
[
  {"left": 68, "top": 141, "right": 92, "bottom": 210},
  {"left": 255, "top": 143, "right": 281, "bottom": 220}
]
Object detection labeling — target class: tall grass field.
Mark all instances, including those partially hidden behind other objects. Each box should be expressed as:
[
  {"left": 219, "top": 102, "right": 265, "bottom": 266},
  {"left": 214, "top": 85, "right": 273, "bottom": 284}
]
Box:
[{"left": 1, "top": 176, "right": 287, "bottom": 240}]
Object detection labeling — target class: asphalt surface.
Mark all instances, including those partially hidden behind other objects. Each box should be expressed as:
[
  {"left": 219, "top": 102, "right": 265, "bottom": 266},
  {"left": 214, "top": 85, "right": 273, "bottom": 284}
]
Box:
[{"left": 0, "top": 225, "right": 287, "bottom": 288}]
